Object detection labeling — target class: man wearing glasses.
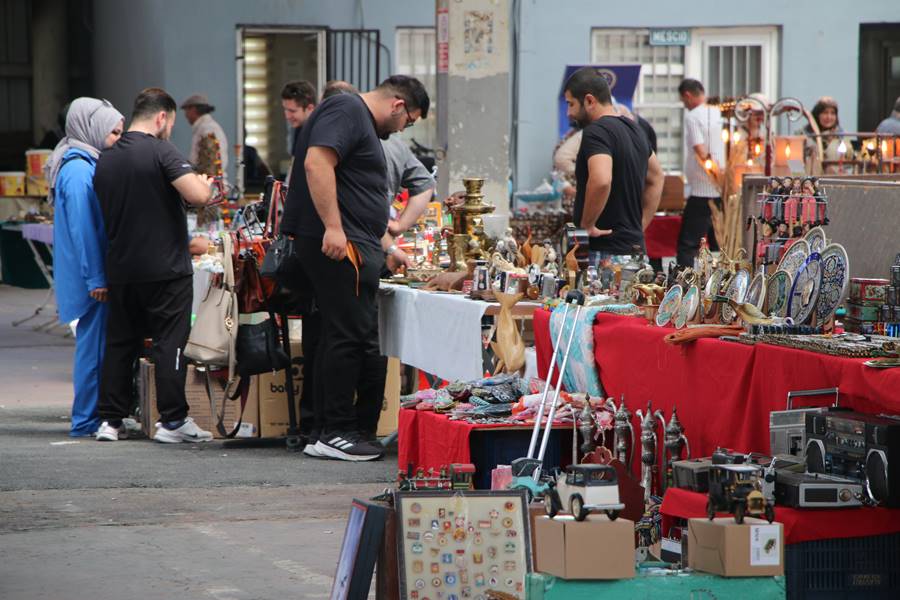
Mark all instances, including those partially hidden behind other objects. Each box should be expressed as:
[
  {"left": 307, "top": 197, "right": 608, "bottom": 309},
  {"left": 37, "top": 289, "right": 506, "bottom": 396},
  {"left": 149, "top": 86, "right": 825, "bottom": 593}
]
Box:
[{"left": 281, "top": 75, "right": 429, "bottom": 461}]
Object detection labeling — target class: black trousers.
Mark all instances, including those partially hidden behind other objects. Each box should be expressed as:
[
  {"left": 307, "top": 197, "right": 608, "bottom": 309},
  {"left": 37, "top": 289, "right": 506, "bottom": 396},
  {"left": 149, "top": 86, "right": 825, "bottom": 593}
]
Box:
[
  {"left": 98, "top": 276, "right": 192, "bottom": 423},
  {"left": 299, "top": 307, "right": 320, "bottom": 435},
  {"left": 676, "top": 196, "right": 721, "bottom": 268},
  {"left": 297, "top": 237, "right": 387, "bottom": 434}
]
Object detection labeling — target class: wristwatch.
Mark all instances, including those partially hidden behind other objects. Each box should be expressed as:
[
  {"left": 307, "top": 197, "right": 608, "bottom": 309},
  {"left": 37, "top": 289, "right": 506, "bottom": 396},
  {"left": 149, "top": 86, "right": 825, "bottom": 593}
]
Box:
[{"left": 385, "top": 244, "right": 398, "bottom": 257}]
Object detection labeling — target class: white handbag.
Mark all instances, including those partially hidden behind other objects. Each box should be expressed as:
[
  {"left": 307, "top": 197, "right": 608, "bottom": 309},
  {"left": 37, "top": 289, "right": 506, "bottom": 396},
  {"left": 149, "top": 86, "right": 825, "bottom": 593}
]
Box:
[{"left": 184, "top": 233, "right": 237, "bottom": 371}]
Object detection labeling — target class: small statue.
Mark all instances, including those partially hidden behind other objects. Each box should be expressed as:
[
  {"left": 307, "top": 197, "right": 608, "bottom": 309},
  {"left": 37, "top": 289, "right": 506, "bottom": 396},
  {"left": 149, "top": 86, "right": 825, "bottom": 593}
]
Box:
[
  {"left": 661, "top": 407, "right": 690, "bottom": 494},
  {"left": 636, "top": 401, "right": 665, "bottom": 503},
  {"left": 611, "top": 396, "right": 634, "bottom": 471},
  {"left": 579, "top": 401, "right": 596, "bottom": 455}
]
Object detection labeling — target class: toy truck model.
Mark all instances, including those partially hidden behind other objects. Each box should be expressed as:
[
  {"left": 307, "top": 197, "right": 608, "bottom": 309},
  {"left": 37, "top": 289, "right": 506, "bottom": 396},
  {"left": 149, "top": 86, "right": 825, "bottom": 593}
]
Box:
[{"left": 706, "top": 464, "right": 775, "bottom": 524}]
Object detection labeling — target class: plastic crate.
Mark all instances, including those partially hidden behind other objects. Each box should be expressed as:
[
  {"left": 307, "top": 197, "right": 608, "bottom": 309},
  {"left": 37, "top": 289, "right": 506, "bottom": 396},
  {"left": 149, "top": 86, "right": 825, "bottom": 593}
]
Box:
[{"left": 785, "top": 532, "right": 900, "bottom": 599}]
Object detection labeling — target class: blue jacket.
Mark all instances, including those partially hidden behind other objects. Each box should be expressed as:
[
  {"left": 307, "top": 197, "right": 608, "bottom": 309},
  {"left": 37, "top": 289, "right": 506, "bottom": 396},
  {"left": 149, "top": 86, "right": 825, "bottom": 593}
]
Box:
[{"left": 53, "top": 148, "right": 107, "bottom": 323}]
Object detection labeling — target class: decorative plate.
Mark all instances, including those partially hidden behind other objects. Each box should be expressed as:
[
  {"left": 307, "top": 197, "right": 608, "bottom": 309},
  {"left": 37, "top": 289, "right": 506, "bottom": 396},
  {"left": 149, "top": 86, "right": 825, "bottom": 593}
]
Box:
[
  {"left": 804, "top": 226, "right": 827, "bottom": 253},
  {"left": 777, "top": 239, "right": 810, "bottom": 281},
  {"left": 765, "top": 270, "right": 793, "bottom": 318},
  {"left": 745, "top": 271, "right": 767, "bottom": 310},
  {"left": 674, "top": 285, "right": 699, "bottom": 329},
  {"left": 721, "top": 269, "right": 751, "bottom": 323},
  {"left": 815, "top": 243, "right": 849, "bottom": 324},
  {"left": 656, "top": 284, "right": 683, "bottom": 327},
  {"left": 703, "top": 269, "right": 724, "bottom": 317},
  {"left": 788, "top": 253, "right": 822, "bottom": 324}
]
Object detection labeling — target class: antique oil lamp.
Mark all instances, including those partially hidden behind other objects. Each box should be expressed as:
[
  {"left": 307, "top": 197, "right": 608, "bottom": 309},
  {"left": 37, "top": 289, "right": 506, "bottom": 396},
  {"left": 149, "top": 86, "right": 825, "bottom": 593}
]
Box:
[{"left": 448, "top": 177, "right": 495, "bottom": 271}]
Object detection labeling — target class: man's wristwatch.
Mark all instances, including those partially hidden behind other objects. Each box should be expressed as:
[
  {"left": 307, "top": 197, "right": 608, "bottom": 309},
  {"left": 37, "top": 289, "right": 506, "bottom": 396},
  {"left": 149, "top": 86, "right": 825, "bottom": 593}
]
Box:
[{"left": 385, "top": 244, "right": 398, "bottom": 257}]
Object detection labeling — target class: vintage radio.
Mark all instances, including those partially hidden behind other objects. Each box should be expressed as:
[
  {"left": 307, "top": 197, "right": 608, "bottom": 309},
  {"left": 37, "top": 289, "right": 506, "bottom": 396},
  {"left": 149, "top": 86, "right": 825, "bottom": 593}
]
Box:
[
  {"left": 774, "top": 469, "right": 865, "bottom": 508},
  {"left": 770, "top": 388, "right": 839, "bottom": 456},
  {"left": 806, "top": 410, "right": 900, "bottom": 506}
]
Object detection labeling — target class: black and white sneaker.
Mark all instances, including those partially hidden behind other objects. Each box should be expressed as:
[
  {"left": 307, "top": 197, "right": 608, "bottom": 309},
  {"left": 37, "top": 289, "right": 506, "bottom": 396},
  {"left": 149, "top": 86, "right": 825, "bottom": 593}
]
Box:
[{"left": 314, "top": 431, "right": 384, "bottom": 462}]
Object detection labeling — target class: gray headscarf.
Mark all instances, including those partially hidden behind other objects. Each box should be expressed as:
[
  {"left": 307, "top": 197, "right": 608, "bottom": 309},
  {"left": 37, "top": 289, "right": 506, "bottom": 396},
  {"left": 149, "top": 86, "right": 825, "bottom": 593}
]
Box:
[{"left": 45, "top": 97, "right": 124, "bottom": 203}]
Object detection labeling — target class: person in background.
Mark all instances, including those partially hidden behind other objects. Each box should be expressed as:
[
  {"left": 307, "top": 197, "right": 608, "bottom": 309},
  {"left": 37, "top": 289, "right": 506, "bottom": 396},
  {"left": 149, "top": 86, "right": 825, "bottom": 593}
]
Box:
[
  {"left": 93, "top": 88, "right": 219, "bottom": 443},
  {"left": 677, "top": 78, "right": 725, "bottom": 268},
  {"left": 804, "top": 96, "right": 850, "bottom": 174},
  {"left": 45, "top": 97, "right": 124, "bottom": 437},
  {"left": 181, "top": 93, "right": 229, "bottom": 183},
  {"left": 281, "top": 75, "right": 429, "bottom": 462},
  {"left": 281, "top": 80, "right": 318, "bottom": 158},
  {"left": 876, "top": 96, "right": 900, "bottom": 135},
  {"left": 563, "top": 67, "right": 664, "bottom": 269}
]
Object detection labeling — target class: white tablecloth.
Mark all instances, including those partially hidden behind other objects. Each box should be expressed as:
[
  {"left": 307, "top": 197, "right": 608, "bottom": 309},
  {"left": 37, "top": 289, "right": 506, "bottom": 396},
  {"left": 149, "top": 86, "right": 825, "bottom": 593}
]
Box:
[{"left": 378, "top": 284, "right": 490, "bottom": 382}]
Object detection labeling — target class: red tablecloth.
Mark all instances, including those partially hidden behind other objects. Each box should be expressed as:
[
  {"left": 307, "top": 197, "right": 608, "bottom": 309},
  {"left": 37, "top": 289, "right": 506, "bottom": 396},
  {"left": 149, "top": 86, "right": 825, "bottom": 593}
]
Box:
[
  {"left": 644, "top": 215, "right": 682, "bottom": 259},
  {"left": 661, "top": 488, "right": 900, "bottom": 545},
  {"left": 534, "top": 310, "right": 900, "bottom": 461}
]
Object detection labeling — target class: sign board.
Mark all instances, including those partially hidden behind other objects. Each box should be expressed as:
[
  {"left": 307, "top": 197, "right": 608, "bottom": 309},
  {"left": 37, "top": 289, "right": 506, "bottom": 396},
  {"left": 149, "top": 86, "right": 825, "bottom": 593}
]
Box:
[
  {"left": 558, "top": 64, "right": 642, "bottom": 138},
  {"left": 650, "top": 28, "right": 691, "bottom": 46},
  {"left": 437, "top": 8, "right": 449, "bottom": 73}
]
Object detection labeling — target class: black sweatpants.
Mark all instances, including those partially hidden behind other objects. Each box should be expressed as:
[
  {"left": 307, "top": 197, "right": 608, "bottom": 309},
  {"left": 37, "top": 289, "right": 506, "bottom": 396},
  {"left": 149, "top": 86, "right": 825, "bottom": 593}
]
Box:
[
  {"left": 676, "top": 196, "right": 721, "bottom": 268},
  {"left": 98, "top": 275, "right": 192, "bottom": 424},
  {"left": 297, "top": 237, "right": 387, "bottom": 435}
]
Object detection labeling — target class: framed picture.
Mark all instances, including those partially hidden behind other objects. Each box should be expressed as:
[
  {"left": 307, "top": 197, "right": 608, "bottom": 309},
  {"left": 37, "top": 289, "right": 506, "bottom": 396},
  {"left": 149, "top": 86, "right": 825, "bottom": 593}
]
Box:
[
  {"left": 331, "top": 499, "right": 389, "bottom": 600},
  {"left": 396, "top": 490, "right": 532, "bottom": 600}
]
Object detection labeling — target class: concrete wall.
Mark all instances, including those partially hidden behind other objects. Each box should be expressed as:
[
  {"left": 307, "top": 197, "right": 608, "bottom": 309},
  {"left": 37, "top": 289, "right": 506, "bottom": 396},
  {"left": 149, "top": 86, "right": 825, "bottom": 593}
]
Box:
[
  {"left": 92, "top": 0, "right": 434, "bottom": 183},
  {"left": 515, "top": 0, "right": 900, "bottom": 188}
]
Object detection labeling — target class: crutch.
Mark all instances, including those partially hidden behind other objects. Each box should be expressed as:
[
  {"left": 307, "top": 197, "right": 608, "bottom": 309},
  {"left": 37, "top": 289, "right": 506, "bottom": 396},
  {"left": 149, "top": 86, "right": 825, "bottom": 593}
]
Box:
[
  {"left": 533, "top": 290, "right": 585, "bottom": 480},
  {"left": 511, "top": 290, "right": 584, "bottom": 483}
]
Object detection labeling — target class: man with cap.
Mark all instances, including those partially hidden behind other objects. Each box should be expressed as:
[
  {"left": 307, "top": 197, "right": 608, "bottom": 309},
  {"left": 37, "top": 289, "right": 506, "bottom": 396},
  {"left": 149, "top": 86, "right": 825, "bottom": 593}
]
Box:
[{"left": 181, "top": 93, "right": 229, "bottom": 183}]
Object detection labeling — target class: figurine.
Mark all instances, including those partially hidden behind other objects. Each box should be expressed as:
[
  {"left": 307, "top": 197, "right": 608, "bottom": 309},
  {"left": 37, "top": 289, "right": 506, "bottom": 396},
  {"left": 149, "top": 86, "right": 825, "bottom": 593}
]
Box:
[
  {"left": 611, "top": 396, "right": 634, "bottom": 470},
  {"left": 578, "top": 401, "right": 596, "bottom": 455},
  {"left": 661, "top": 407, "right": 690, "bottom": 493},
  {"left": 636, "top": 401, "right": 665, "bottom": 502}
]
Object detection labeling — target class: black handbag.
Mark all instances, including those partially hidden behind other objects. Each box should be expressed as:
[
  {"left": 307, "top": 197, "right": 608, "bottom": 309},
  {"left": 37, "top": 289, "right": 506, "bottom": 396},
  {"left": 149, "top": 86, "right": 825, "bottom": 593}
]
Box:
[{"left": 235, "top": 315, "right": 290, "bottom": 378}]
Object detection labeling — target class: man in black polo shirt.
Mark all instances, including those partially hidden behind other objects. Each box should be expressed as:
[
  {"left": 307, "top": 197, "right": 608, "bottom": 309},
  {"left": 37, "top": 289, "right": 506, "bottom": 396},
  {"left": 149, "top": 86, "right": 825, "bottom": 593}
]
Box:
[
  {"left": 564, "top": 67, "right": 664, "bottom": 273},
  {"left": 281, "top": 75, "right": 429, "bottom": 461},
  {"left": 93, "top": 88, "right": 220, "bottom": 443}
]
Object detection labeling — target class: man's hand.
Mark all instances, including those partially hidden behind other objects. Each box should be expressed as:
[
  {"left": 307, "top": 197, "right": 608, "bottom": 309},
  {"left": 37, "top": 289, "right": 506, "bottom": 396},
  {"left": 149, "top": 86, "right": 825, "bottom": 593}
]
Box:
[
  {"left": 322, "top": 226, "right": 348, "bottom": 261},
  {"left": 386, "top": 248, "right": 411, "bottom": 273},
  {"left": 586, "top": 226, "right": 613, "bottom": 238},
  {"left": 89, "top": 288, "right": 108, "bottom": 303},
  {"left": 562, "top": 184, "right": 576, "bottom": 200},
  {"left": 387, "top": 218, "right": 404, "bottom": 237}
]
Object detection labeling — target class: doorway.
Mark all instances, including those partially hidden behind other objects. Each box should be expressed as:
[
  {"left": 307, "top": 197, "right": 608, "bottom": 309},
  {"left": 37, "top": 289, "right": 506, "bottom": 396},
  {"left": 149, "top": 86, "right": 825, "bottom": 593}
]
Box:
[
  {"left": 236, "top": 26, "right": 326, "bottom": 192},
  {"left": 859, "top": 24, "right": 900, "bottom": 132}
]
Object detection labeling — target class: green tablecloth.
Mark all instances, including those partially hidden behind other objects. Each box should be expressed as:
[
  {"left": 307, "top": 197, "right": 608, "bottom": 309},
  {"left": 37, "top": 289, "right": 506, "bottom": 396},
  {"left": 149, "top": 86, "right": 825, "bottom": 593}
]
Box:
[{"left": 526, "top": 570, "right": 786, "bottom": 599}]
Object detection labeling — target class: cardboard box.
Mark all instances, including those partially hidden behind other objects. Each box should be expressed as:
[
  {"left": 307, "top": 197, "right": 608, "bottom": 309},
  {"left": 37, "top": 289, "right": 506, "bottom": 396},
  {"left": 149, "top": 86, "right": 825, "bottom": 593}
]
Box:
[
  {"left": 688, "top": 517, "right": 784, "bottom": 577},
  {"left": 138, "top": 359, "right": 258, "bottom": 438},
  {"left": 376, "top": 357, "right": 401, "bottom": 437},
  {"left": 258, "top": 340, "right": 303, "bottom": 438},
  {"left": 534, "top": 515, "right": 635, "bottom": 580}
]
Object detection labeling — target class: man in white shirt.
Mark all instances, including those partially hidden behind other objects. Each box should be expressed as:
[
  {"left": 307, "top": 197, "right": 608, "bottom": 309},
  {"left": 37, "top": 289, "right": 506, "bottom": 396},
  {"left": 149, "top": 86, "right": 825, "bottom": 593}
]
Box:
[
  {"left": 180, "top": 94, "right": 229, "bottom": 184},
  {"left": 677, "top": 79, "right": 724, "bottom": 268}
]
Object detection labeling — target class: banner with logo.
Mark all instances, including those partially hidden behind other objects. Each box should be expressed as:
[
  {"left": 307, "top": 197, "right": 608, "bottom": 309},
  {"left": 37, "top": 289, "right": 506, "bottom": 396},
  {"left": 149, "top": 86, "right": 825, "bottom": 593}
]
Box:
[{"left": 558, "top": 64, "right": 642, "bottom": 138}]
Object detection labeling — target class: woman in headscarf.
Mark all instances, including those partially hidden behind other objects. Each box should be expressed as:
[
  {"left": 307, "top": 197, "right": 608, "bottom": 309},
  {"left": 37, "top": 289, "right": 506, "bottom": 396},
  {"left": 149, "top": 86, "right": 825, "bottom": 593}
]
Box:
[
  {"left": 804, "top": 96, "right": 852, "bottom": 174},
  {"left": 45, "top": 97, "right": 124, "bottom": 436}
]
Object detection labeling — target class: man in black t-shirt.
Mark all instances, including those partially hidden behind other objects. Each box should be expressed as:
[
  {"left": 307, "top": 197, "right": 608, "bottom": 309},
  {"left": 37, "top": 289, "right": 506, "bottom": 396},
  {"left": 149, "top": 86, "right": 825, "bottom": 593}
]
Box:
[
  {"left": 564, "top": 67, "right": 664, "bottom": 267},
  {"left": 93, "top": 88, "right": 220, "bottom": 444},
  {"left": 281, "top": 75, "right": 430, "bottom": 462}
]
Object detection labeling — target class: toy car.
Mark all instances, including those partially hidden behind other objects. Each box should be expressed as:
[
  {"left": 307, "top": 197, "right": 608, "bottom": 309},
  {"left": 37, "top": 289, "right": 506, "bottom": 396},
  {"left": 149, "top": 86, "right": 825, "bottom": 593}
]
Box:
[
  {"left": 544, "top": 464, "right": 624, "bottom": 521},
  {"left": 706, "top": 464, "right": 775, "bottom": 524}
]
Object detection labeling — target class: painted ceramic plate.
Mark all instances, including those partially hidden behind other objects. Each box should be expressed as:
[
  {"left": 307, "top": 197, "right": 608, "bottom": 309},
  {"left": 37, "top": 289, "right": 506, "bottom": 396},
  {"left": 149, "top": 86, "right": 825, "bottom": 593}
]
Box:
[
  {"left": 788, "top": 253, "right": 822, "bottom": 324},
  {"left": 777, "top": 239, "right": 810, "bottom": 281},
  {"left": 745, "top": 271, "right": 767, "bottom": 310},
  {"left": 815, "top": 243, "right": 850, "bottom": 324},
  {"left": 804, "top": 226, "right": 827, "bottom": 253},
  {"left": 656, "top": 284, "right": 683, "bottom": 327},
  {"left": 721, "top": 269, "right": 751, "bottom": 323},
  {"left": 765, "top": 270, "right": 793, "bottom": 318},
  {"left": 704, "top": 269, "right": 726, "bottom": 317},
  {"left": 674, "top": 285, "right": 699, "bottom": 329}
]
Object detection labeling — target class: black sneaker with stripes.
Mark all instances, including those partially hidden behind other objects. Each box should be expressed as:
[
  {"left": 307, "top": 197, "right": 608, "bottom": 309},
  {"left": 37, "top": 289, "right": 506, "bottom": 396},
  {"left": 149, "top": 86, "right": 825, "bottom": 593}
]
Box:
[{"left": 314, "top": 431, "right": 384, "bottom": 462}]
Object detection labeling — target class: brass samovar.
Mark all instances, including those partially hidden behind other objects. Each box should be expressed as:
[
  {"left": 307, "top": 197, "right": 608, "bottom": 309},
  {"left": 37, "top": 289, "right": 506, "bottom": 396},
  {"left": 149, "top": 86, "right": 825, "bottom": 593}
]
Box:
[{"left": 448, "top": 177, "right": 495, "bottom": 271}]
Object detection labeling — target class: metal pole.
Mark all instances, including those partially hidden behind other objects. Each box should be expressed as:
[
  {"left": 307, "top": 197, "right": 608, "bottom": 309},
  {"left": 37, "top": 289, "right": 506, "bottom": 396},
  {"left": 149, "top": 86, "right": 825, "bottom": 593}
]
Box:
[{"left": 525, "top": 303, "right": 570, "bottom": 458}]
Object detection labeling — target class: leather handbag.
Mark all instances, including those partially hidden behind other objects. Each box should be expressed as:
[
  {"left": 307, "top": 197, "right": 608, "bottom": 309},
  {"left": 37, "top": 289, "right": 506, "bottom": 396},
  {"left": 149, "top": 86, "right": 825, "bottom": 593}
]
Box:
[
  {"left": 233, "top": 233, "right": 268, "bottom": 314},
  {"left": 236, "top": 315, "right": 290, "bottom": 378},
  {"left": 184, "top": 234, "right": 237, "bottom": 369}
]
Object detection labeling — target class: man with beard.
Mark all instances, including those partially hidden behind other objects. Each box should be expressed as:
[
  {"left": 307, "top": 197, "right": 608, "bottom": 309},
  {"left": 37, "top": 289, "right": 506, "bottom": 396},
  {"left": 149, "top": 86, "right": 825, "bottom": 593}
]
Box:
[
  {"left": 281, "top": 75, "right": 429, "bottom": 461},
  {"left": 93, "top": 88, "right": 219, "bottom": 443},
  {"left": 563, "top": 67, "right": 664, "bottom": 271}
]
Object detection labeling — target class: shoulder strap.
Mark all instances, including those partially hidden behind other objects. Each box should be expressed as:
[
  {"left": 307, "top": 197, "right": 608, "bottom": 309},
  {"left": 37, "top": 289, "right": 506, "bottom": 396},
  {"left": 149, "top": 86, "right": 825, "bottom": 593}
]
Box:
[{"left": 203, "top": 369, "right": 249, "bottom": 439}]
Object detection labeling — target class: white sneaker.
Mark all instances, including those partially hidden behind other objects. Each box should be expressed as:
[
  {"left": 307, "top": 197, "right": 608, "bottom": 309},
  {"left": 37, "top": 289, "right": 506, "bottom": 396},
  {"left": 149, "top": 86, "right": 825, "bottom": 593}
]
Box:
[
  {"left": 96, "top": 421, "right": 125, "bottom": 442},
  {"left": 303, "top": 442, "right": 325, "bottom": 458},
  {"left": 153, "top": 417, "right": 213, "bottom": 444},
  {"left": 122, "top": 417, "right": 142, "bottom": 434}
]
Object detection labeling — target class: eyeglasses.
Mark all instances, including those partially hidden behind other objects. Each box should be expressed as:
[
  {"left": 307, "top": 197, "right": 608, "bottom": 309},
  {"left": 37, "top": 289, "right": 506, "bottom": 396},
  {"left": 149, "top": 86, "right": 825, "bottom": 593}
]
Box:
[{"left": 395, "top": 97, "right": 416, "bottom": 129}]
